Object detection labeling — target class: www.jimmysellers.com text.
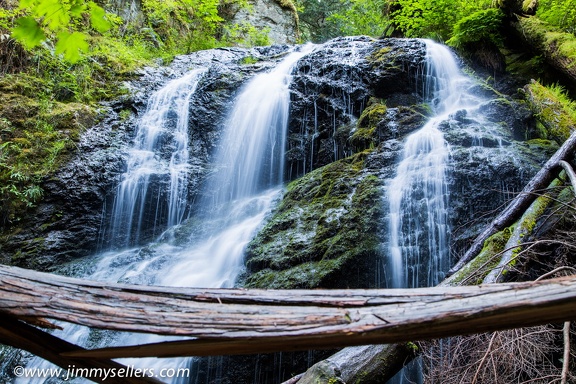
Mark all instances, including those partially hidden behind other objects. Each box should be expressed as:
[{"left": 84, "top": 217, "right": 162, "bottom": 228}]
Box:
[{"left": 14, "top": 364, "right": 190, "bottom": 381}]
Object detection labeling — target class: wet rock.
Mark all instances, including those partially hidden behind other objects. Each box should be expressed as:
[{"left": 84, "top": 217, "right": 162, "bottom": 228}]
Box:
[
  {"left": 0, "top": 45, "right": 293, "bottom": 267},
  {"left": 287, "top": 37, "right": 427, "bottom": 176}
]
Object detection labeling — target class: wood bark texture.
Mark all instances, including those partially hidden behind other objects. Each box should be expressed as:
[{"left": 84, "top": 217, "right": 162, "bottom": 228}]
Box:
[
  {"left": 0, "top": 316, "right": 163, "bottom": 384},
  {"left": 0, "top": 265, "right": 575, "bottom": 359}
]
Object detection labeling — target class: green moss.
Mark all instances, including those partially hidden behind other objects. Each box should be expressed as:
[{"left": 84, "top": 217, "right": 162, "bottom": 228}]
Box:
[
  {"left": 244, "top": 151, "right": 384, "bottom": 289},
  {"left": 240, "top": 56, "right": 259, "bottom": 65},
  {"left": 523, "top": 80, "right": 576, "bottom": 144},
  {"left": 245, "top": 259, "right": 343, "bottom": 289},
  {"left": 519, "top": 186, "right": 557, "bottom": 235},
  {"left": 448, "top": 228, "right": 513, "bottom": 285},
  {"left": 406, "top": 341, "right": 419, "bottom": 352},
  {"left": 368, "top": 47, "right": 392, "bottom": 63},
  {"left": 350, "top": 100, "right": 387, "bottom": 151},
  {"left": 0, "top": 81, "right": 98, "bottom": 225}
]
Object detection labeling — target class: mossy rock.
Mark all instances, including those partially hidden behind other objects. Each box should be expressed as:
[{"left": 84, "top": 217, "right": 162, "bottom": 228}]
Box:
[
  {"left": 244, "top": 150, "right": 384, "bottom": 289},
  {"left": 350, "top": 100, "right": 387, "bottom": 151},
  {"left": 523, "top": 80, "right": 576, "bottom": 144},
  {"left": 0, "top": 94, "right": 40, "bottom": 127},
  {"left": 44, "top": 102, "right": 98, "bottom": 139}
]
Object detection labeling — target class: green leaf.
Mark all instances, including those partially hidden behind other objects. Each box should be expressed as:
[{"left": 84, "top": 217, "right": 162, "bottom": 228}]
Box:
[
  {"left": 18, "top": 0, "right": 39, "bottom": 10},
  {"left": 11, "top": 16, "right": 45, "bottom": 49},
  {"left": 70, "top": 0, "right": 88, "bottom": 18},
  {"left": 88, "top": 2, "right": 112, "bottom": 33},
  {"left": 55, "top": 31, "right": 89, "bottom": 63},
  {"left": 35, "top": 0, "right": 70, "bottom": 31}
]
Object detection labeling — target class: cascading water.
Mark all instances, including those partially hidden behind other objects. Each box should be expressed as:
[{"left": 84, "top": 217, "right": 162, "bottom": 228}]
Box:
[
  {"left": 386, "top": 39, "right": 486, "bottom": 384},
  {"left": 106, "top": 68, "right": 207, "bottom": 247},
  {"left": 207, "top": 46, "right": 313, "bottom": 204},
  {"left": 17, "top": 45, "right": 313, "bottom": 384},
  {"left": 387, "top": 40, "right": 481, "bottom": 289}
]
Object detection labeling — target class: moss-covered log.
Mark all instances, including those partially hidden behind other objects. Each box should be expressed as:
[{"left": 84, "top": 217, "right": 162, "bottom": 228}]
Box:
[
  {"left": 510, "top": 17, "right": 576, "bottom": 90},
  {"left": 523, "top": 80, "right": 576, "bottom": 144}
]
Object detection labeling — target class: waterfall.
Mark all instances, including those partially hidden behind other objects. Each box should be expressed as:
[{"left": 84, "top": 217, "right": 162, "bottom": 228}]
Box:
[
  {"left": 17, "top": 46, "right": 313, "bottom": 384},
  {"left": 388, "top": 40, "right": 476, "bottom": 289},
  {"left": 207, "top": 46, "right": 313, "bottom": 205},
  {"left": 107, "top": 68, "right": 207, "bottom": 247}
]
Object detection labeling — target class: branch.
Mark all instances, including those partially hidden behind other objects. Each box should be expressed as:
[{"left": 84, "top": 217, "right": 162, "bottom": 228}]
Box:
[{"left": 449, "top": 130, "right": 576, "bottom": 275}]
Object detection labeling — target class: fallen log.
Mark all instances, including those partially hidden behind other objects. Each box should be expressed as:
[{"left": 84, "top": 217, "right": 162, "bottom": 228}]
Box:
[
  {"left": 0, "top": 316, "right": 163, "bottom": 384},
  {"left": 0, "top": 265, "right": 575, "bottom": 360},
  {"left": 510, "top": 16, "right": 576, "bottom": 90},
  {"left": 449, "top": 130, "right": 576, "bottom": 274}
]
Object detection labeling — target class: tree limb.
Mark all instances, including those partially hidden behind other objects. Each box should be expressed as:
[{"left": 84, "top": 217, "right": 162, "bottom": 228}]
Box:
[{"left": 449, "top": 130, "right": 576, "bottom": 275}]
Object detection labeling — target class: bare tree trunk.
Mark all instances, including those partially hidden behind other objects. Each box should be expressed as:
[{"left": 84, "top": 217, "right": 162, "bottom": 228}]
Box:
[{"left": 1, "top": 265, "right": 575, "bottom": 361}]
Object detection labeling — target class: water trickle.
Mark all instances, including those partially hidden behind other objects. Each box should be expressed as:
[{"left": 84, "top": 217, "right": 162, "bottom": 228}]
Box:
[
  {"left": 107, "top": 68, "right": 207, "bottom": 247},
  {"left": 388, "top": 40, "right": 473, "bottom": 289}
]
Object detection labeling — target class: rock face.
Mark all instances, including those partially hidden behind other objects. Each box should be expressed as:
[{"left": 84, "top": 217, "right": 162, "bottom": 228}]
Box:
[
  {"left": 243, "top": 38, "right": 550, "bottom": 292},
  {"left": 0, "top": 45, "right": 293, "bottom": 268},
  {"left": 105, "top": 0, "right": 145, "bottom": 26},
  {"left": 104, "top": 0, "right": 298, "bottom": 45},
  {"left": 230, "top": 0, "right": 299, "bottom": 44}
]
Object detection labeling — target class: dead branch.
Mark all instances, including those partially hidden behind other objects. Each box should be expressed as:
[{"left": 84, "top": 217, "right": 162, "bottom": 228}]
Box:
[
  {"left": 449, "top": 131, "right": 576, "bottom": 275},
  {"left": 0, "top": 265, "right": 575, "bottom": 359}
]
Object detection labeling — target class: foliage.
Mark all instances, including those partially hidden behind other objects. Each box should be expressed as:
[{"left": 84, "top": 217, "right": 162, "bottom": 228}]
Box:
[
  {"left": 387, "top": 0, "right": 458, "bottom": 40},
  {"left": 222, "top": 21, "right": 271, "bottom": 47},
  {"left": 447, "top": 8, "right": 505, "bottom": 49},
  {"left": 295, "top": 0, "right": 495, "bottom": 42},
  {"left": 295, "top": 0, "right": 346, "bottom": 42},
  {"left": 325, "top": 0, "right": 389, "bottom": 39},
  {"left": 536, "top": 0, "right": 576, "bottom": 35},
  {"left": 140, "top": 0, "right": 225, "bottom": 52},
  {"left": 11, "top": 0, "right": 112, "bottom": 63}
]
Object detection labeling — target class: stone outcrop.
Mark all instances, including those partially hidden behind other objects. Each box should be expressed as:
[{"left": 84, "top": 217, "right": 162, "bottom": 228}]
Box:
[{"left": 230, "top": 0, "right": 299, "bottom": 44}]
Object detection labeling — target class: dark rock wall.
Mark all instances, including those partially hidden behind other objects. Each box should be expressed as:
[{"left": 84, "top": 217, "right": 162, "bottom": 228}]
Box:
[{"left": 0, "top": 45, "right": 293, "bottom": 268}]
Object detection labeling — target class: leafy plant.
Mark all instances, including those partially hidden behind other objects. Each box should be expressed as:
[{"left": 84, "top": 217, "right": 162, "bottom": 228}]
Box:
[
  {"left": 447, "top": 8, "right": 505, "bottom": 49},
  {"left": 537, "top": 0, "right": 576, "bottom": 35},
  {"left": 11, "top": 0, "right": 113, "bottom": 63},
  {"left": 223, "top": 22, "right": 271, "bottom": 47}
]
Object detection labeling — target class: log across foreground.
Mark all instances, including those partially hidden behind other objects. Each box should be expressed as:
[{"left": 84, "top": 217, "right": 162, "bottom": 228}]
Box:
[{"left": 0, "top": 264, "right": 575, "bottom": 359}]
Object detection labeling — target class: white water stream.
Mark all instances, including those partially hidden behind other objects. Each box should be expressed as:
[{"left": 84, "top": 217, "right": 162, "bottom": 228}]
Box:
[
  {"left": 108, "top": 69, "right": 206, "bottom": 247},
  {"left": 388, "top": 40, "right": 480, "bottom": 289},
  {"left": 17, "top": 46, "right": 313, "bottom": 383}
]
